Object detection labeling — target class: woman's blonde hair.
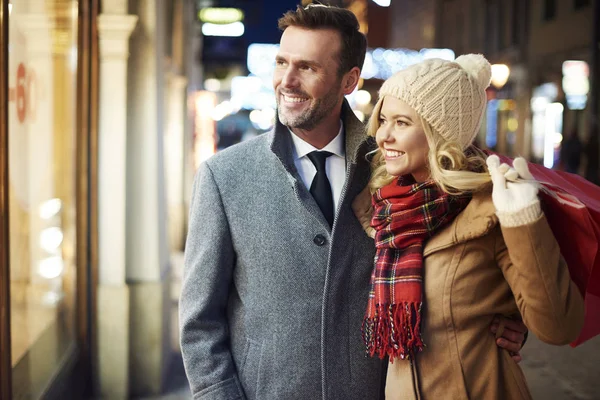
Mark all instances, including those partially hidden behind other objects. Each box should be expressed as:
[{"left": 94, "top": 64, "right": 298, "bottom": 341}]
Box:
[{"left": 367, "top": 97, "right": 492, "bottom": 195}]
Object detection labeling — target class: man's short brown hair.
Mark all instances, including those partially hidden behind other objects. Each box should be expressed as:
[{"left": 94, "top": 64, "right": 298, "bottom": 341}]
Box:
[{"left": 278, "top": 4, "right": 367, "bottom": 77}]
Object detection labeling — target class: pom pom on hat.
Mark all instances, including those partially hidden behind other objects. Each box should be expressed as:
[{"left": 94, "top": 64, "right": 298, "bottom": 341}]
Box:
[
  {"left": 376, "top": 53, "right": 491, "bottom": 150},
  {"left": 454, "top": 54, "right": 492, "bottom": 90}
]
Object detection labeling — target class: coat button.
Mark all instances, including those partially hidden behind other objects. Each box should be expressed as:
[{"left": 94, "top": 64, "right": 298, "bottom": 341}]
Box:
[{"left": 313, "top": 234, "right": 327, "bottom": 246}]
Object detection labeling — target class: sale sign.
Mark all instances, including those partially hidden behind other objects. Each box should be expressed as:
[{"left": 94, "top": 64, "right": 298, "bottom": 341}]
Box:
[{"left": 9, "top": 62, "right": 37, "bottom": 124}]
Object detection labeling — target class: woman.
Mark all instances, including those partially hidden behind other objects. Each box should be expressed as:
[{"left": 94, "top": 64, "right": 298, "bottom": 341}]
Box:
[{"left": 353, "top": 54, "right": 585, "bottom": 399}]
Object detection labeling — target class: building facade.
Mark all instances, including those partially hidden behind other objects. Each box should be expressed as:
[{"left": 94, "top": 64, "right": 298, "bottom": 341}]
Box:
[
  {"left": 435, "top": 0, "right": 595, "bottom": 177},
  {"left": 1, "top": 0, "right": 199, "bottom": 398},
  {"left": 1, "top": 0, "right": 98, "bottom": 398},
  {"left": 527, "top": 0, "right": 594, "bottom": 177},
  {"left": 435, "top": 0, "right": 531, "bottom": 158}
]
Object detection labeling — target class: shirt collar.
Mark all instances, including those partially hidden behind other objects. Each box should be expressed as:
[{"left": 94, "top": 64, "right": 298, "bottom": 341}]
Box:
[{"left": 289, "top": 120, "right": 345, "bottom": 160}]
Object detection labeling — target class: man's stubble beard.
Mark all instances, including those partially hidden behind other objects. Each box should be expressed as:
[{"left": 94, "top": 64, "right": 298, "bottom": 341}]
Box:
[{"left": 277, "top": 81, "right": 342, "bottom": 131}]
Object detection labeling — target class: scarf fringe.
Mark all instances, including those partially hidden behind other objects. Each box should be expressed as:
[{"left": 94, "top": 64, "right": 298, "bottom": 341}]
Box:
[{"left": 362, "top": 302, "right": 425, "bottom": 363}]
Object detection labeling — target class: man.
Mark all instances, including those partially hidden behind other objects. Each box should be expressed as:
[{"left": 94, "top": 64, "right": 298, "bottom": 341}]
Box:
[{"left": 180, "top": 5, "right": 526, "bottom": 400}]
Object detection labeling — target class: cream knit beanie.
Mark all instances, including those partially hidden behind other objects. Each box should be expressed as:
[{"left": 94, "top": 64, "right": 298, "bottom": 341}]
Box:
[{"left": 376, "top": 54, "right": 492, "bottom": 150}]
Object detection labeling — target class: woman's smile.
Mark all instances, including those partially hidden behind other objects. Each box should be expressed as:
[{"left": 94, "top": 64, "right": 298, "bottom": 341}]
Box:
[{"left": 384, "top": 149, "right": 405, "bottom": 160}]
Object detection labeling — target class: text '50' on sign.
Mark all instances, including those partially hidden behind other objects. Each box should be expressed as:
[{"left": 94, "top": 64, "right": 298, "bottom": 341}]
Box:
[{"left": 8, "top": 63, "right": 38, "bottom": 124}]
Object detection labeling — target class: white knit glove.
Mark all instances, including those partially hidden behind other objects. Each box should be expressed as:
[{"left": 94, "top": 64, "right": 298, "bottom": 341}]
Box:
[{"left": 486, "top": 155, "right": 542, "bottom": 227}]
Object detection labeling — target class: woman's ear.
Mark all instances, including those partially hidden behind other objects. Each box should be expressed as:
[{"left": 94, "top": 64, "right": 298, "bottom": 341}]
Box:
[{"left": 342, "top": 67, "right": 361, "bottom": 95}]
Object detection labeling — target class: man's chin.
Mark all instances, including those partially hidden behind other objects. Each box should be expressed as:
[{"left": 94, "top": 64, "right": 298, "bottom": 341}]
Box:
[{"left": 279, "top": 112, "right": 307, "bottom": 128}]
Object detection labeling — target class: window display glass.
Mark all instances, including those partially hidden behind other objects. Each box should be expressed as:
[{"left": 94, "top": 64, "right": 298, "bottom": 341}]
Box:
[{"left": 7, "top": 0, "right": 79, "bottom": 396}]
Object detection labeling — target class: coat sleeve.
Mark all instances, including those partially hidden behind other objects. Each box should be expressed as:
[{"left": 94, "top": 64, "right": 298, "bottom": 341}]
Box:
[
  {"left": 179, "top": 162, "right": 246, "bottom": 400},
  {"left": 495, "top": 214, "right": 585, "bottom": 345}
]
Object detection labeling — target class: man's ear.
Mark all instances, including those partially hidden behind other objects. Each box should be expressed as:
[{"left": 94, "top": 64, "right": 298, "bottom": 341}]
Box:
[{"left": 342, "top": 67, "right": 361, "bottom": 95}]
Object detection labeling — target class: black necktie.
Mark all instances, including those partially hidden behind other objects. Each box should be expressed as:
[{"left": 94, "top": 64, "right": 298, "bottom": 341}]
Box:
[{"left": 307, "top": 151, "right": 334, "bottom": 227}]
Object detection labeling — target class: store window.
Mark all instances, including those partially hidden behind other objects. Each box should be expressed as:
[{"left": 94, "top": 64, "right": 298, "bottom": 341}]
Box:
[{"left": 7, "top": 0, "right": 80, "bottom": 397}]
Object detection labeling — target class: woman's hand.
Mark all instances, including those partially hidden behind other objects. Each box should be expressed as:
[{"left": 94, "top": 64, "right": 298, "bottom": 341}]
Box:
[
  {"left": 352, "top": 185, "right": 376, "bottom": 238},
  {"left": 490, "top": 316, "right": 528, "bottom": 363},
  {"left": 486, "top": 155, "right": 542, "bottom": 227}
]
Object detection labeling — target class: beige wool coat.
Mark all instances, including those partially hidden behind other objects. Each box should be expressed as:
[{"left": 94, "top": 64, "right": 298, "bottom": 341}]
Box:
[{"left": 357, "top": 189, "right": 585, "bottom": 400}]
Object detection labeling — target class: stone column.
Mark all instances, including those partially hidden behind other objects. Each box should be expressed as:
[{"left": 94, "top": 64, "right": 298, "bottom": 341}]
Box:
[
  {"left": 97, "top": 11, "right": 138, "bottom": 399},
  {"left": 183, "top": 0, "right": 203, "bottom": 225},
  {"left": 165, "top": 74, "right": 188, "bottom": 252},
  {"left": 126, "top": 0, "right": 172, "bottom": 394}
]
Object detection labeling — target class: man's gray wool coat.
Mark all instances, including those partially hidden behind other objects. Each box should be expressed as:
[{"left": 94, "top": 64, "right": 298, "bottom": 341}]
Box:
[{"left": 180, "top": 101, "right": 385, "bottom": 400}]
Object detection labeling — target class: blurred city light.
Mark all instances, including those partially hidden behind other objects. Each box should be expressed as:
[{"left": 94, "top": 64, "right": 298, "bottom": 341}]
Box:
[
  {"left": 554, "top": 133, "right": 564, "bottom": 144},
  {"left": 247, "top": 43, "right": 279, "bottom": 78},
  {"left": 530, "top": 83, "right": 559, "bottom": 161},
  {"left": 534, "top": 83, "right": 559, "bottom": 102},
  {"left": 498, "top": 99, "right": 516, "bottom": 111},
  {"left": 353, "top": 110, "right": 366, "bottom": 122},
  {"left": 192, "top": 91, "right": 217, "bottom": 167},
  {"left": 421, "top": 48, "right": 455, "bottom": 60},
  {"left": 372, "top": 0, "right": 391, "bottom": 6},
  {"left": 373, "top": 48, "right": 384, "bottom": 60},
  {"left": 249, "top": 108, "right": 276, "bottom": 131},
  {"left": 198, "top": 8, "right": 244, "bottom": 24},
  {"left": 361, "top": 52, "right": 379, "bottom": 79},
  {"left": 364, "top": 48, "right": 455, "bottom": 80},
  {"left": 491, "top": 64, "right": 510, "bottom": 89},
  {"left": 544, "top": 102, "right": 564, "bottom": 168},
  {"left": 562, "top": 60, "right": 589, "bottom": 110},
  {"left": 486, "top": 99, "right": 498, "bottom": 148},
  {"left": 211, "top": 101, "right": 235, "bottom": 121},
  {"left": 39, "top": 198, "right": 62, "bottom": 220},
  {"left": 204, "top": 78, "right": 221, "bottom": 92},
  {"left": 38, "top": 256, "right": 65, "bottom": 280},
  {"left": 42, "top": 291, "right": 62, "bottom": 306},
  {"left": 40, "top": 227, "right": 64, "bottom": 253},
  {"left": 355, "top": 90, "right": 372, "bottom": 106},
  {"left": 232, "top": 75, "right": 262, "bottom": 94},
  {"left": 231, "top": 75, "right": 276, "bottom": 110},
  {"left": 202, "top": 22, "right": 245, "bottom": 37},
  {"left": 246, "top": 43, "right": 454, "bottom": 81},
  {"left": 531, "top": 98, "right": 549, "bottom": 160}
]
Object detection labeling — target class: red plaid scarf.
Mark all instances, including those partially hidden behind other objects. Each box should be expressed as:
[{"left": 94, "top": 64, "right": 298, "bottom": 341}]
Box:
[{"left": 362, "top": 176, "right": 471, "bottom": 362}]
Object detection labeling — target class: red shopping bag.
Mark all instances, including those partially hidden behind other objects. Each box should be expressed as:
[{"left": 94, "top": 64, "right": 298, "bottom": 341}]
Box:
[{"left": 495, "top": 153, "right": 600, "bottom": 347}]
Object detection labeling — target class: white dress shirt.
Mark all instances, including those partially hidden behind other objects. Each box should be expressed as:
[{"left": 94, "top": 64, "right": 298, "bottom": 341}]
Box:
[{"left": 290, "top": 122, "right": 346, "bottom": 215}]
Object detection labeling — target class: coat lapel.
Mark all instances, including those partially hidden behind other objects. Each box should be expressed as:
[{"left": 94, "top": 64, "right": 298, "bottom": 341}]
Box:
[
  {"left": 268, "top": 100, "right": 374, "bottom": 229},
  {"left": 268, "top": 99, "right": 370, "bottom": 176},
  {"left": 423, "top": 190, "right": 498, "bottom": 257}
]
